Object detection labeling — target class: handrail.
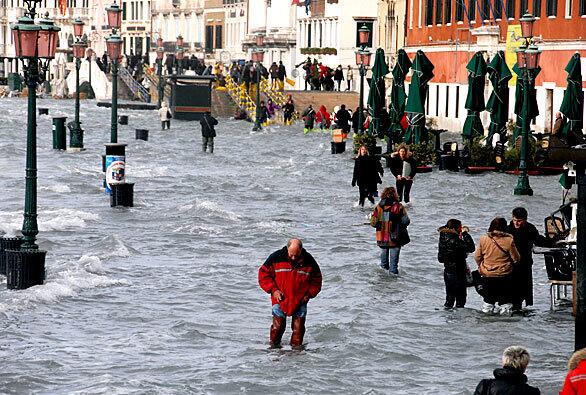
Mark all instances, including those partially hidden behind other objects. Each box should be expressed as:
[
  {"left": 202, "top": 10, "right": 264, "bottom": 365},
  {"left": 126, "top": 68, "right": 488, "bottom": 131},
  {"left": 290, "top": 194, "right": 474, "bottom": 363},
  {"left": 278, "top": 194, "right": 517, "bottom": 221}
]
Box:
[
  {"left": 143, "top": 65, "right": 171, "bottom": 102},
  {"left": 118, "top": 66, "right": 151, "bottom": 103}
]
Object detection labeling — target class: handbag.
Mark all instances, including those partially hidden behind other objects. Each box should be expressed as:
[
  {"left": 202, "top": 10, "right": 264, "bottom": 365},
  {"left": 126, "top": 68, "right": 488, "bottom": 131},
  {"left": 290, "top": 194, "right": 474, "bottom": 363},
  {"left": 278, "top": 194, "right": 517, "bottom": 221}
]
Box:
[{"left": 471, "top": 270, "right": 485, "bottom": 295}]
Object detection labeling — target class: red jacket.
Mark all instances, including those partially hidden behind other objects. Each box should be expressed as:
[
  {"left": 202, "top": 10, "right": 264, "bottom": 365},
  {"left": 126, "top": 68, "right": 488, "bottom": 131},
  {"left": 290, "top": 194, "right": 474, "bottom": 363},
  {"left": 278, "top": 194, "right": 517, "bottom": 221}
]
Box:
[
  {"left": 561, "top": 349, "right": 586, "bottom": 395},
  {"left": 258, "top": 246, "right": 322, "bottom": 316}
]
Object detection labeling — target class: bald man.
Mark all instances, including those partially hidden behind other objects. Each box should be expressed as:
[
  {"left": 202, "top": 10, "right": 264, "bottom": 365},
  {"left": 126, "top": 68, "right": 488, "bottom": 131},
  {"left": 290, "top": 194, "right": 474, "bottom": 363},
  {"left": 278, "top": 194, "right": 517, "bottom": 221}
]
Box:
[{"left": 258, "top": 239, "right": 322, "bottom": 349}]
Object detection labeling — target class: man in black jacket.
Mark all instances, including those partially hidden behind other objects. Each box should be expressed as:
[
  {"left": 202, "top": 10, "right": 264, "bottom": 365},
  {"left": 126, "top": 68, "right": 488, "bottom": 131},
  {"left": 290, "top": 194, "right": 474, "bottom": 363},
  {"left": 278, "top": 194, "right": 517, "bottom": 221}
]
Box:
[
  {"left": 437, "top": 219, "right": 475, "bottom": 308},
  {"left": 335, "top": 104, "right": 351, "bottom": 133},
  {"left": 474, "top": 346, "right": 540, "bottom": 395},
  {"left": 200, "top": 111, "right": 218, "bottom": 153}
]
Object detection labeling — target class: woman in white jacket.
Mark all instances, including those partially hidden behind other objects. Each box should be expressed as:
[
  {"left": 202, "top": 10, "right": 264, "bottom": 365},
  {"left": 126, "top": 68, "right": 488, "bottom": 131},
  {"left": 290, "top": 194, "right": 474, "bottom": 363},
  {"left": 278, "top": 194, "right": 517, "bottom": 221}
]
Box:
[{"left": 158, "top": 102, "right": 171, "bottom": 130}]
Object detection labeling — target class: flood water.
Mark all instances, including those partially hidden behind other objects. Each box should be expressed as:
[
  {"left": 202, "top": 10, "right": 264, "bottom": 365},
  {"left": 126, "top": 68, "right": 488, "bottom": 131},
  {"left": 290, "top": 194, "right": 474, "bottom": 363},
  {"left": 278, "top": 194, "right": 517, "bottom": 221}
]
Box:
[{"left": 0, "top": 97, "right": 575, "bottom": 394}]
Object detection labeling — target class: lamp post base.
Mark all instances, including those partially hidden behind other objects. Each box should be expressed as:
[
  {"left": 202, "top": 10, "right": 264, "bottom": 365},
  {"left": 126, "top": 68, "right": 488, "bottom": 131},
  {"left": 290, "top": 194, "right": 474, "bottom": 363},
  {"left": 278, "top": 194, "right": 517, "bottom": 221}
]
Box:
[
  {"left": 0, "top": 236, "right": 23, "bottom": 275},
  {"left": 5, "top": 249, "right": 46, "bottom": 290},
  {"left": 67, "top": 147, "right": 85, "bottom": 153},
  {"left": 514, "top": 173, "right": 534, "bottom": 196}
]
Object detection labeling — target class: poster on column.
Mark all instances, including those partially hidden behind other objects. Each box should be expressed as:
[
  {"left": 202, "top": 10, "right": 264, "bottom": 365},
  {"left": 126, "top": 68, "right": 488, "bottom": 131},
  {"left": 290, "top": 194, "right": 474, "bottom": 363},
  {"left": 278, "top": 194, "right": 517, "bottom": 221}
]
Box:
[
  {"left": 505, "top": 25, "right": 523, "bottom": 86},
  {"left": 105, "top": 155, "right": 125, "bottom": 193}
]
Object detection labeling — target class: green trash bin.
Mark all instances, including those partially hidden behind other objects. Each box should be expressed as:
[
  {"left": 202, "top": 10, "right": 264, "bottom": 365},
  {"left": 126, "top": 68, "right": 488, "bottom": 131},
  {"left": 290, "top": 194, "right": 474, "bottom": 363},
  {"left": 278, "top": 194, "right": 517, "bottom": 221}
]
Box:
[
  {"left": 7, "top": 73, "right": 21, "bottom": 91},
  {"left": 52, "top": 117, "right": 67, "bottom": 150}
]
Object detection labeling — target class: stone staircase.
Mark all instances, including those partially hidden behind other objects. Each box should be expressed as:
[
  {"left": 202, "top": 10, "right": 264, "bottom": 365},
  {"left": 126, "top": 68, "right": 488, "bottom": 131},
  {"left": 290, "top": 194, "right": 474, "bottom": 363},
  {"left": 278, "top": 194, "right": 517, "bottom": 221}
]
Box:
[
  {"left": 118, "top": 66, "right": 151, "bottom": 102},
  {"left": 211, "top": 89, "right": 238, "bottom": 118},
  {"left": 143, "top": 65, "right": 171, "bottom": 104}
]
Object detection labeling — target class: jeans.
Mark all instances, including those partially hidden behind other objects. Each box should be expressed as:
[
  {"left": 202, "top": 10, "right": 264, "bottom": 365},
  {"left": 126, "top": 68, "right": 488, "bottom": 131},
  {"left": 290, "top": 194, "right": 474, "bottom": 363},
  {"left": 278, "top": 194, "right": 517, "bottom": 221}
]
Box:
[
  {"left": 161, "top": 120, "right": 170, "bottom": 130},
  {"left": 444, "top": 270, "right": 467, "bottom": 308},
  {"left": 396, "top": 179, "right": 413, "bottom": 203},
  {"left": 272, "top": 303, "right": 307, "bottom": 318},
  {"left": 482, "top": 274, "right": 514, "bottom": 305},
  {"left": 202, "top": 136, "right": 214, "bottom": 153},
  {"left": 380, "top": 247, "right": 401, "bottom": 274}
]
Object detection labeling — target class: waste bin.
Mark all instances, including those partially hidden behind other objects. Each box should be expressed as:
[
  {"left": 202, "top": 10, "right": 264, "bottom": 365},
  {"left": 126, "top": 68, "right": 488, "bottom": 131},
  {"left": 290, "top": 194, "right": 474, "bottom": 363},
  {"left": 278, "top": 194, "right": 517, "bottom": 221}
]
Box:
[
  {"left": 118, "top": 115, "right": 128, "bottom": 125},
  {"left": 7, "top": 73, "right": 21, "bottom": 91},
  {"left": 52, "top": 117, "right": 67, "bottom": 150},
  {"left": 331, "top": 141, "right": 346, "bottom": 154},
  {"left": 110, "top": 183, "right": 134, "bottom": 207},
  {"left": 0, "top": 236, "right": 23, "bottom": 275}
]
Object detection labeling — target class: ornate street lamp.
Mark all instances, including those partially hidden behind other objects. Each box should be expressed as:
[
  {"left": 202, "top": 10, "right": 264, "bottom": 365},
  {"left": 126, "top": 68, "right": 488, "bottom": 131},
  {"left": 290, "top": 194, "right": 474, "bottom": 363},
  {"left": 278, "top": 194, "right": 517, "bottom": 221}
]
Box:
[
  {"left": 355, "top": 23, "right": 371, "bottom": 133},
  {"left": 251, "top": 46, "right": 265, "bottom": 131},
  {"left": 514, "top": 12, "right": 540, "bottom": 196},
  {"left": 6, "top": 4, "right": 60, "bottom": 289},
  {"left": 70, "top": 17, "right": 86, "bottom": 151},
  {"left": 156, "top": 46, "right": 165, "bottom": 108},
  {"left": 105, "top": 0, "right": 123, "bottom": 144}
]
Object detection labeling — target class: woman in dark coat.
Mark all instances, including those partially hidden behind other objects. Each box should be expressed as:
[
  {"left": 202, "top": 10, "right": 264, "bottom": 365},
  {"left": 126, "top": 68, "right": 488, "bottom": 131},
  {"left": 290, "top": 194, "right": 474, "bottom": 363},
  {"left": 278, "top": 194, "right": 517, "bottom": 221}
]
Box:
[
  {"left": 352, "top": 145, "right": 383, "bottom": 207},
  {"left": 389, "top": 144, "right": 417, "bottom": 204},
  {"left": 437, "top": 219, "right": 475, "bottom": 308},
  {"left": 333, "top": 65, "right": 344, "bottom": 91}
]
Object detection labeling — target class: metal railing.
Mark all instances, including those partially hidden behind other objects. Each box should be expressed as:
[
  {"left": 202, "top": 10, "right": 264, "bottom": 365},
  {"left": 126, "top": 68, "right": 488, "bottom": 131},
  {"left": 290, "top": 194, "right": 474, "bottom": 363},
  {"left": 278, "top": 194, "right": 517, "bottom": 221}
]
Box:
[
  {"left": 143, "top": 64, "right": 171, "bottom": 102},
  {"left": 118, "top": 66, "right": 151, "bottom": 103}
]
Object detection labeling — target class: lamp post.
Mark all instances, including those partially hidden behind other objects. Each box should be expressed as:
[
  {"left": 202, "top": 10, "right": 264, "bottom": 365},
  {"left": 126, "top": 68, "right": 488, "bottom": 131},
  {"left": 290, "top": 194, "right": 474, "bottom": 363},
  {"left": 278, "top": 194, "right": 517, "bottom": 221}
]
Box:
[
  {"left": 355, "top": 24, "right": 372, "bottom": 134},
  {"left": 156, "top": 43, "right": 164, "bottom": 108},
  {"left": 70, "top": 17, "right": 87, "bottom": 151},
  {"left": 106, "top": 1, "right": 122, "bottom": 143},
  {"left": 513, "top": 12, "right": 540, "bottom": 196},
  {"left": 252, "top": 33, "right": 265, "bottom": 132},
  {"left": 7, "top": 4, "right": 60, "bottom": 289}
]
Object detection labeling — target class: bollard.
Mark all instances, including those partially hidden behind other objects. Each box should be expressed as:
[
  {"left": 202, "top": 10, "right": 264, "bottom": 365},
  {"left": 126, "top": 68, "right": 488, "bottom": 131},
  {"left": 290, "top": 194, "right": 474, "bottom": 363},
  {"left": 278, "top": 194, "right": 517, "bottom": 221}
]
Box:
[
  {"left": 330, "top": 141, "right": 346, "bottom": 154},
  {"left": 104, "top": 143, "right": 127, "bottom": 194},
  {"left": 135, "top": 129, "right": 149, "bottom": 141},
  {"left": 118, "top": 115, "right": 128, "bottom": 125},
  {"left": 0, "top": 236, "right": 23, "bottom": 275},
  {"left": 5, "top": 248, "right": 47, "bottom": 289},
  {"left": 110, "top": 182, "right": 134, "bottom": 207},
  {"left": 52, "top": 117, "right": 67, "bottom": 150},
  {"left": 38, "top": 108, "right": 49, "bottom": 116}
]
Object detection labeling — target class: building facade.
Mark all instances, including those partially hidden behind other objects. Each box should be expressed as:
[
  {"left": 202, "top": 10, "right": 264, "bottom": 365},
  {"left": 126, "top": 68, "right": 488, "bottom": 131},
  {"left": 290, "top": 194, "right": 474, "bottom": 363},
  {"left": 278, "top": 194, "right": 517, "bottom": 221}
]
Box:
[
  {"left": 377, "top": 0, "right": 407, "bottom": 67},
  {"left": 294, "top": 0, "right": 378, "bottom": 90},
  {"left": 121, "top": 0, "right": 152, "bottom": 56},
  {"left": 405, "top": 0, "right": 586, "bottom": 133}
]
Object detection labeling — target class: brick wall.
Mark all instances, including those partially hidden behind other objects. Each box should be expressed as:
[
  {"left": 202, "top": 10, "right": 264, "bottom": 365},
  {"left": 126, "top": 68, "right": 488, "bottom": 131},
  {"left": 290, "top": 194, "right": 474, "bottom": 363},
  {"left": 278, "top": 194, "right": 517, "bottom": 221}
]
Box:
[{"left": 288, "top": 91, "right": 360, "bottom": 112}]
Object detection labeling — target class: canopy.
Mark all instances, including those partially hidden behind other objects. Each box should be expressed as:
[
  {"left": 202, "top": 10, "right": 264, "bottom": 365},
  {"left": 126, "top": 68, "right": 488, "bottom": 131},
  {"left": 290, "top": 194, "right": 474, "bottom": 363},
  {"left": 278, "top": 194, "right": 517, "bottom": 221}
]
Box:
[
  {"left": 462, "top": 52, "right": 487, "bottom": 142},
  {"left": 559, "top": 53, "right": 584, "bottom": 145},
  {"left": 388, "top": 49, "right": 412, "bottom": 144},
  {"left": 367, "top": 48, "right": 390, "bottom": 137},
  {"left": 486, "top": 50, "right": 512, "bottom": 144},
  {"left": 404, "top": 50, "right": 434, "bottom": 144}
]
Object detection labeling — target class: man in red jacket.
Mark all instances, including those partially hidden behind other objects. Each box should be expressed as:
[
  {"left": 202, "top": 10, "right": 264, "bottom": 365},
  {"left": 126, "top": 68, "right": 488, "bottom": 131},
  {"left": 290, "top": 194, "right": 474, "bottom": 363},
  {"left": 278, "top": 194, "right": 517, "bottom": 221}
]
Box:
[{"left": 258, "top": 238, "right": 322, "bottom": 349}]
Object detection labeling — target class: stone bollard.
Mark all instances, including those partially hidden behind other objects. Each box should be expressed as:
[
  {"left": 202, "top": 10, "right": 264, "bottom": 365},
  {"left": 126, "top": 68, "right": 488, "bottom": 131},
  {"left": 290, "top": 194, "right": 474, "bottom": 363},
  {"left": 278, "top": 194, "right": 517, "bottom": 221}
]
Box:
[
  {"left": 118, "top": 115, "right": 128, "bottom": 125},
  {"left": 52, "top": 117, "right": 67, "bottom": 150},
  {"left": 110, "top": 182, "right": 134, "bottom": 207},
  {"left": 0, "top": 236, "right": 23, "bottom": 276},
  {"left": 104, "top": 143, "right": 127, "bottom": 194},
  {"left": 135, "top": 129, "right": 149, "bottom": 141},
  {"left": 6, "top": 248, "right": 47, "bottom": 289}
]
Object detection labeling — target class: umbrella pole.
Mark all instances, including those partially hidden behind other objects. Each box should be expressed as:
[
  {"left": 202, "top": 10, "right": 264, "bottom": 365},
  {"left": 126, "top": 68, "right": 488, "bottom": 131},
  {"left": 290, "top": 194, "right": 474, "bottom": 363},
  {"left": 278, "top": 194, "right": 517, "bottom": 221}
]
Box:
[{"left": 514, "top": 68, "right": 533, "bottom": 196}]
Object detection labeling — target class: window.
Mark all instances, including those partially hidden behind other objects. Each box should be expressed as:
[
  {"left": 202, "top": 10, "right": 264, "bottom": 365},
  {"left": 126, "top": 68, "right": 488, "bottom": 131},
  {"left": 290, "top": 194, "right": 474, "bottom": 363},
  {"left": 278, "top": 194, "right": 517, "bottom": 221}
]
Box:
[
  {"left": 425, "top": 0, "right": 434, "bottom": 25},
  {"left": 445, "top": 86, "right": 450, "bottom": 117},
  {"left": 482, "top": 0, "right": 490, "bottom": 19},
  {"left": 533, "top": 0, "right": 542, "bottom": 16},
  {"left": 520, "top": 0, "right": 528, "bottom": 16},
  {"left": 435, "top": 85, "right": 439, "bottom": 116},
  {"left": 507, "top": 0, "right": 515, "bottom": 17},
  {"left": 456, "top": 0, "right": 464, "bottom": 21},
  {"left": 355, "top": 21, "right": 373, "bottom": 47},
  {"left": 580, "top": 0, "right": 586, "bottom": 15},
  {"left": 455, "top": 86, "right": 460, "bottom": 118},
  {"left": 122, "top": 2, "right": 127, "bottom": 20},
  {"left": 436, "top": 0, "right": 443, "bottom": 23},
  {"left": 469, "top": 0, "right": 477, "bottom": 20},
  {"left": 494, "top": 0, "right": 503, "bottom": 18},
  {"left": 546, "top": 0, "right": 558, "bottom": 15},
  {"left": 215, "top": 25, "right": 222, "bottom": 48},
  {"left": 307, "top": 23, "right": 312, "bottom": 47},
  {"left": 205, "top": 25, "right": 213, "bottom": 52},
  {"left": 444, "top": 0, "right": 452, "bottom": 23}
]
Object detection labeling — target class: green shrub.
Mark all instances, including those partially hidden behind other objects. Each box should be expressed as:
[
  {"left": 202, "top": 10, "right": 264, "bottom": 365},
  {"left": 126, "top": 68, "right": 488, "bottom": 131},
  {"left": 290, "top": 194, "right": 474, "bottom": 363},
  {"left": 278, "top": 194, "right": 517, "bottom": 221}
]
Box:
[
  {"left": 409, "top": 141, "right": 435, "bottom": 166},
  {"left": 353, "top": 132, "right": 377, "bottom": 154},
  {"left": 468, "top": 137, "right": 495, "bottom": 167}
]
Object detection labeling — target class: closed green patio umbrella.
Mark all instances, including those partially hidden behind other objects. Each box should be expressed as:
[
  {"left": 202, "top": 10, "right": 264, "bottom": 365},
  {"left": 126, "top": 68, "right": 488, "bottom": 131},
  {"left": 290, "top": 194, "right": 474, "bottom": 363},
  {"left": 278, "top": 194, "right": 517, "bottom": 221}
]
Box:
[
  {"left": 368, "top": 48, "right": 390, "bottom": 137},
  {"left": 462, "top": 52, "right": 487, "bottom": 145},
  {"left": 486, "top": 50, "right": 512, "bottom": 145},
  {"left": 559, "top": 53, "right": 584, "bottom": 145},
  {"left": 388, "top": 49, "right": 412, "bottom": 144},
  {"left": 404, "top": 50, "right": 434, "bottom": 144}
]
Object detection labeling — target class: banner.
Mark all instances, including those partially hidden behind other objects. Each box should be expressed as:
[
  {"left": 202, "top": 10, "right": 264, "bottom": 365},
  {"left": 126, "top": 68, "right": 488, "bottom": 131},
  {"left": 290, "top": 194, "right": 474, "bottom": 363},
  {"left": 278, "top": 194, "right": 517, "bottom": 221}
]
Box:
[{"left": 505, "top": 25, "right": 523, "bottom": 86}]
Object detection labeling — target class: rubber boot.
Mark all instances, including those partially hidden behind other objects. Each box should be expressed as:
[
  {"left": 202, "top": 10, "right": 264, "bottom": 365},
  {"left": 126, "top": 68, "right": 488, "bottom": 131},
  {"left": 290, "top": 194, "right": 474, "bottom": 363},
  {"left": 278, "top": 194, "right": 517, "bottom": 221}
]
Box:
[
  {"left": 290, "top": 316, "right": 306, "bottom": 349},
  {"left": 269, "top": 316, "right": 286, "bottom": 348}
]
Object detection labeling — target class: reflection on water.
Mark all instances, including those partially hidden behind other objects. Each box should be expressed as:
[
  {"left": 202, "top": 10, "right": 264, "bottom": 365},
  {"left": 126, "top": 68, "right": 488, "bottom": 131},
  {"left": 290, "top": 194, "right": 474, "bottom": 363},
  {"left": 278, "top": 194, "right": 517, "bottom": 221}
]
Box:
[{"left": 0, "top": 98, "right": 572, "bottom": 394}]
